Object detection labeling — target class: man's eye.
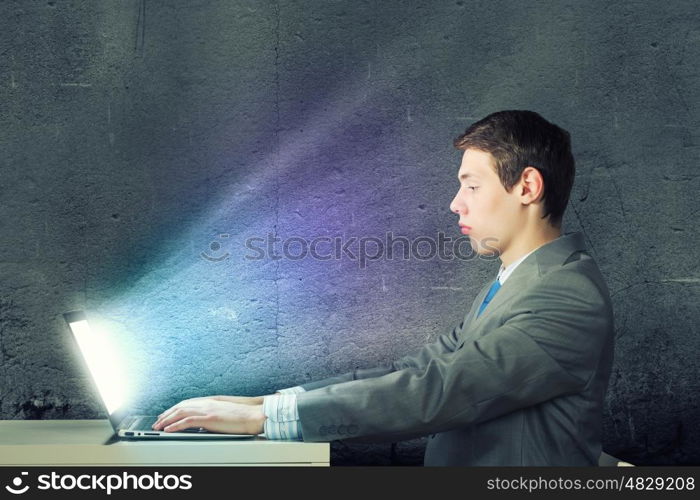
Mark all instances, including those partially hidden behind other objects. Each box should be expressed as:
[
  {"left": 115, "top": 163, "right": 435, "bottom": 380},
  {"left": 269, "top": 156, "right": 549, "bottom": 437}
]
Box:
[{"left": 467, "top": 186, "right": 478, "bottom": 191}]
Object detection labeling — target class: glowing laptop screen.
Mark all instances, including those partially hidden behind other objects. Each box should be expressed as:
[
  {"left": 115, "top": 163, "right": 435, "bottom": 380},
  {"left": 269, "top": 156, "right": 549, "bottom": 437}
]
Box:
[{"left": 65, "top": 316, "right": 126, "bottom": 414}]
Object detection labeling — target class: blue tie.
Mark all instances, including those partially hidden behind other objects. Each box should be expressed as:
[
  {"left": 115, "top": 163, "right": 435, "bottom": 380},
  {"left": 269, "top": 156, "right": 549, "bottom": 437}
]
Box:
[{"left": 477, "top": 279, "right": 502, "bottom": 317}]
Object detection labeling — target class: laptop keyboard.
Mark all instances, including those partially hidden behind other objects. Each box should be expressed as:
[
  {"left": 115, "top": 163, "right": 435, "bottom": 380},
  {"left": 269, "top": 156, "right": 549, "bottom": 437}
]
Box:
[
  {"left": 123, "top": 415, "right": 208, "bottom": 433},
  {"left": 124, "top": 415, "right": 158, "bottom": 430}
]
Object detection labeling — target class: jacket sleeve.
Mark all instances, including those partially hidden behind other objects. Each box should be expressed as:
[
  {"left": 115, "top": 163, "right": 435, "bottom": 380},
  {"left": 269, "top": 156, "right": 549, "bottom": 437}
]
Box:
[
  {"left": 296, "top": 269, "right": 612, "bottom": 443},
  {"left": 298, "top": 314, "right": 468, "bottom": 391}
]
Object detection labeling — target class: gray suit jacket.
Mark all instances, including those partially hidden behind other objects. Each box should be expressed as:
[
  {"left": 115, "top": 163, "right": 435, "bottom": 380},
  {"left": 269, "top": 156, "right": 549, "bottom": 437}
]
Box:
[{"left": 295, "top": 231, "right": 616, "bottom": 466}]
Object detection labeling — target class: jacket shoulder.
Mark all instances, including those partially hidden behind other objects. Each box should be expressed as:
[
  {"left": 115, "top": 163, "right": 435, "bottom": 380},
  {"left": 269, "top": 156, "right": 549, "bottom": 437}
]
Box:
[{"left": 541, "top": 252, "right": 613, "bottom": 306}]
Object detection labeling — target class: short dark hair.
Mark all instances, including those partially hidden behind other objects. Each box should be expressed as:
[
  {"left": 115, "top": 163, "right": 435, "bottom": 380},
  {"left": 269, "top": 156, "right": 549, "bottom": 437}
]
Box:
[{"left": 453, "top": 110, "right": 575, "bottom": 228}]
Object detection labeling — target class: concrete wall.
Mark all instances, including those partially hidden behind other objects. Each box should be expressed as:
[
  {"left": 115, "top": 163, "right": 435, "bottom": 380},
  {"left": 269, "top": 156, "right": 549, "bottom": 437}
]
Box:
[{"left": 1, "top": 0, "right": 698, "bottom": 465}]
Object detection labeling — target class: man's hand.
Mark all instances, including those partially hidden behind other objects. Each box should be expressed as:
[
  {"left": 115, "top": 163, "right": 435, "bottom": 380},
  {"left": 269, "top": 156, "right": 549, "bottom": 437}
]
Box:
[{"left": 152, "top": 398, "right": 267, "bottom": 435}]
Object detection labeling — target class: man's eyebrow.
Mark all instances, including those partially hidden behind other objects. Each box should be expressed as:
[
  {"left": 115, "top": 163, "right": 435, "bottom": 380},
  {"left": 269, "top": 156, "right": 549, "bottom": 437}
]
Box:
[{"left": 458, "top": 172, "right": 480, "bottom": 181}]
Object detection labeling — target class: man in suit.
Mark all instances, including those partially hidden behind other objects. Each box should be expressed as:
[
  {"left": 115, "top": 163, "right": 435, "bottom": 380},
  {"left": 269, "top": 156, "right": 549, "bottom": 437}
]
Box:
[{"left": 153, "top": 110, "right": 616, "bottom": 466}]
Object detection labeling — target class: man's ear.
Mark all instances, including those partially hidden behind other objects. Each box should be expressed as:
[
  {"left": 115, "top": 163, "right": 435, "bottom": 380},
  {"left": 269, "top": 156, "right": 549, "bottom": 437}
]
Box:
[{"left": 519, "top": 166, "right": 545, "bottom": 204}]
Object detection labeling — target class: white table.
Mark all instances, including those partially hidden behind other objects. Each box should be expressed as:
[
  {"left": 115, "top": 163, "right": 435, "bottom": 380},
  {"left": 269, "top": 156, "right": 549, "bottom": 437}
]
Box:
[{"left": 0, "top": 420, "right": 329, "bottom": 466}]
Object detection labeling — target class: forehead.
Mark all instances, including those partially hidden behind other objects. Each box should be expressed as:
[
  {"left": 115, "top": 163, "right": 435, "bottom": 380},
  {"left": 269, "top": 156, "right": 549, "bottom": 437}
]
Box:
[{"left": 457, "top": 149, "right": 496, "bottom": 180}]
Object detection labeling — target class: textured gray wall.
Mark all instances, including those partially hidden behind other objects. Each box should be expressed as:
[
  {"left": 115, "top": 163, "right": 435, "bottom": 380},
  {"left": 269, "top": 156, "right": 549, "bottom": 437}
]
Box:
[{"left": 1, "top": 0, "right": 698, "bottom": 466}]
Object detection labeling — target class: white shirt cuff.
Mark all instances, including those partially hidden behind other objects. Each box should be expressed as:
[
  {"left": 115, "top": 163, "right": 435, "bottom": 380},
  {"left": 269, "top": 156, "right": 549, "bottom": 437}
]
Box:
[{"left": 262, "top": 394, "right": 303, "bottom": 440}]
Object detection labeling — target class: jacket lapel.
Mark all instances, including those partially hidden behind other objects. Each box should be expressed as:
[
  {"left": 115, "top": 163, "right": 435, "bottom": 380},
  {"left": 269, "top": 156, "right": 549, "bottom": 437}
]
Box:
[{"left": 468, "top": 261, "right": 537, "bottom": 330}]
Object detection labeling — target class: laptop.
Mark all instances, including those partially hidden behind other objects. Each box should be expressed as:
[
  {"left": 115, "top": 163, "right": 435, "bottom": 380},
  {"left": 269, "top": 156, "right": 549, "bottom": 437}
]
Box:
[{"left": 62, "top": 310, "right": 255, "bottom": 440}]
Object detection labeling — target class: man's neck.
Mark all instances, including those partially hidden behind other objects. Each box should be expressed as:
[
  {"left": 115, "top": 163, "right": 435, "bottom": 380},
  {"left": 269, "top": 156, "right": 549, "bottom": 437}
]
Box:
[{"left": 499, "top": 224, "right": 562, "bottom": 269}]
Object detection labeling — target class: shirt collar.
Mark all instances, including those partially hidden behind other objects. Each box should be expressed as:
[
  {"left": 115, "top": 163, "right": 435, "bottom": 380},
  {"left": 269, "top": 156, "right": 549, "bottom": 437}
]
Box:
[{"left": 496, "top": 247, "right": 538, "bottom": 285}]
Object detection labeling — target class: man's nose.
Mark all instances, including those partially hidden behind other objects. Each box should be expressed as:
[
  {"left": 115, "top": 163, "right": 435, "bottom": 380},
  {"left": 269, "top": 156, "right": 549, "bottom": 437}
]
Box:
[{"left": 450, "top": 195, "right": 463, "bottom": 214}]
